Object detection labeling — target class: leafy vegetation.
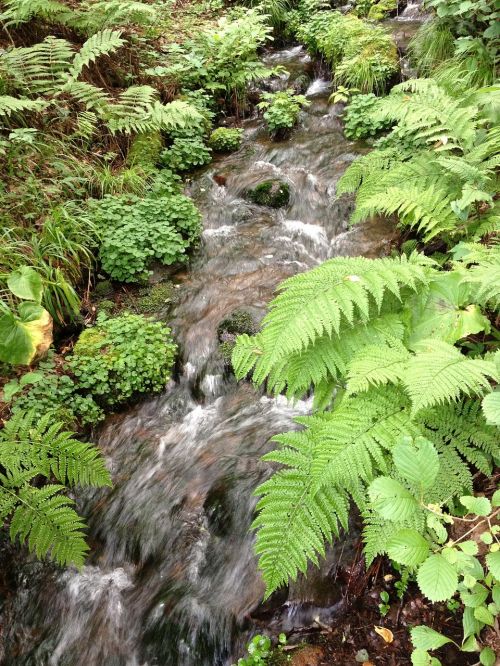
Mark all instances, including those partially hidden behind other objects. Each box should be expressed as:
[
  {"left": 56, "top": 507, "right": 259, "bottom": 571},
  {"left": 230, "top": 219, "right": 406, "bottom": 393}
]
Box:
[
  {"left": 258, "top": 89, "right": 309, "bottom": 136},
  {"left": 68, "top": 313, "right": 177, "bottom": 407},
  {"left": 208, "top": 127, "right": 243, "bottom": 152},
  {"left": 295, "top": 10, "right": 398, "bottom": 93},
  {"left": 90, "top": 192, "right": 201, "bottom": 282}
]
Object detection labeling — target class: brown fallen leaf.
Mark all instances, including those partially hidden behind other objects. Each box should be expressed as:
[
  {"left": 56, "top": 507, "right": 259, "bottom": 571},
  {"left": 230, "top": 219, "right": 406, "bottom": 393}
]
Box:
[{"left": 374, "top": 626, "right": 394, "bottom": 643}]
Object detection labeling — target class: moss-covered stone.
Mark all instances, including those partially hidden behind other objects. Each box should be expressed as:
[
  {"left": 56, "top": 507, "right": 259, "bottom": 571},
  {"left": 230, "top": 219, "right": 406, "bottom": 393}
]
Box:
[
  {"left": 217, "top": 309, "right": 256, "bottom": 362},
  {"left": 247, "top": 180, "right": 290, "bottom": 208},
  {"left": 93, "top": 280, "right": 114, "bottom": 299},
  {"left": 136, "top": 282, "right": 174, "bottom": 315}
]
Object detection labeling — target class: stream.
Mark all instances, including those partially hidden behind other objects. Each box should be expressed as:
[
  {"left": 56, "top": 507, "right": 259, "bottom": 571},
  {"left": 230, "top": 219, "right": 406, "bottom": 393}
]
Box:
[{"left": 0, "top": 22, "right": 424, "bottom": 665}]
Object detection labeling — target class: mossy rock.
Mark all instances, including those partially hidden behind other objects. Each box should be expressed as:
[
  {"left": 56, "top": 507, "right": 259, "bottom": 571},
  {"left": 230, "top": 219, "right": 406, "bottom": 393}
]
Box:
[
  {"left": 135, "top": 282, "right": 174, "bottom": 315},
  {"left": 217, "top": 309, "right": 256, "bottom": 362},
  {"left": 247, "top": 180, "right": 290, "bottom": 208},
  {"left": 93, "top": 280, "right": 114, "bottom": 299}
]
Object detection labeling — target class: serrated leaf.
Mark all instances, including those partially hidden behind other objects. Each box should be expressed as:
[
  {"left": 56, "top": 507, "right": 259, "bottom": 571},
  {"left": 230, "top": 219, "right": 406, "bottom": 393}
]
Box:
[
  {"left": 417, "top": 554, "right": 458, "bottom": 602},
  {"left": 461, "top": 584, "right": 489, "bottom": 608},
  {"left": 411, "top": 648, "right": 432, "bottom": 666},
  {"left": 3, "top": 379, "right": 20, "bottom": 401},
  {"left": 460, "top": 496, "right": 492, "bottom": 516},
  {"left": 482, "top": 392, "right": 500, "bottom": 426},
  {"left": 411, "top": 626, "right": 452, "bottom": 650},
  {"left": 463, "top": 605, "right": 483, "bottom": 640},
  {"left": 393, "top": 436, "right": 439, "bottom": 490},
  {"left": 492, "top": 490, "right": 500, "bottom": 507},
  {"left": 459, "top": 541, "right": 479, "bottom": 555},
  {"left": 474, "top": 605, "right": 494, "bottom": 626},
  {"left": 368, "top": 477, "right": 419, "bottom": 521},
  {"left": 486, "top": 551, "right": 500, "bottom": 580},
  {"left": 388, "top": 529, "right": 430, "bottom": 567}
]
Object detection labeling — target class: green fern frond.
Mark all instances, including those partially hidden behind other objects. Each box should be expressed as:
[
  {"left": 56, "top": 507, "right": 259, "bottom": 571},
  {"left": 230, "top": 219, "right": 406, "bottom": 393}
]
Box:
[
  {"left": 233, "top": 254, "right": 432, "bottom": 386},
  {"left": 0, "top": 0, "right": 73, "bottom": 26},
  {"left": 0, "top": 95, "right": 47, "bottom": 117},
  {"left": 60, "top": 80, "right": 110, "bottom": 110},
  {"left": 403, "top": 340, "right": 499, "bottom": 415},
  {"left": 1, "top": 37, "right": 74, "bottom": 95},
  {"left": 68, "top": 29, "right": 125, "bottom": 80},
  {"left": 253, "top": 428, "right": 350, "bottom": 596},
  {"left": 346, "top": 341, "right": 410, "bottom": 395},
  {"left": 0, "top": 411, "right": 112, "bottom": 487},
  {"left": 356, "top": 184, "right": 459, "bottom": 242},
  {"left": 7, "top": 483, "right": 89, "bottom": 566}
]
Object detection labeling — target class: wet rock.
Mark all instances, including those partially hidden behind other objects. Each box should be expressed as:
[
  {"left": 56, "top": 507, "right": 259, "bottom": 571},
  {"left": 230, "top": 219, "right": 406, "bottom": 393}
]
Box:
[{"left": 246, "top": 179, "right": 290, "bottom": 208}]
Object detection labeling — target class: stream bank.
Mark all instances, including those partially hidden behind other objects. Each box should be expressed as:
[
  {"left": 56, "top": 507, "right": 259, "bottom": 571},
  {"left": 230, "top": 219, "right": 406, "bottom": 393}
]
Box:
[{"left": 0, "top": 7, "right": 442, "bottom": 661}]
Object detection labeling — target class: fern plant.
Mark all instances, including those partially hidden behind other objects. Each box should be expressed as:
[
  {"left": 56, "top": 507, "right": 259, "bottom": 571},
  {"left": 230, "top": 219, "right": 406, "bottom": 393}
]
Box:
[
  {"left": 232, "top": 248, "right": 500, "bottom": 595},
  {"left": 0, "top": 410, "right": 111, "bottom": 566},
  {"left": 0, "top": 33, "right": 202, "bottom": 136},
  {"left": 337, "top": 80, "right": 499, "bottom": 243}
]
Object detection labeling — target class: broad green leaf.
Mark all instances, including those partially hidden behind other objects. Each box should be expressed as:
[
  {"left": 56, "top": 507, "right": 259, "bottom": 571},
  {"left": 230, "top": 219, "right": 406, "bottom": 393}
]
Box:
[
  {"left": 368, "top": 477, "right": 418, "bottom": 521},
  {"left": 427, "top": 514, "right": 448, "bottom": 543},
  {"left": 393, "top": 437, "right": 439, "bottom": 490},
  {"left": 459, "top": 541, "right": 479, "bottom": 556},
  {"left": 482, "top": 392, "right": 500, "bottom": 426},
  {"left": 411, "top": 625, "right": 453, "bottom": 650},
  {"left": 417, "top": 554, "right": 458, "bottom": 602},
  {"left": 387, "top": 529, "right": 430, "bottom": 566},
  {"left": 460, "top": 496, "right": 492, "bottom": 516},
  {"left": 461, "top": 635, "right": 479, "bottom": 652},
  {"left": 411, "top": 648, "right": 432, "bottom": 666},
  {"left": 7, "top": 267, "right": 43, "bottom": 303},
  {"left": 492, "top": 583, "right": 500, "bottom": 606},
  {"left": 474, "top": 605, "right": 494, "bottom": 626},
  {"left": 407, "top": 272, "right": 490, "bottom": 346},
  {"left": 486, "top": 551, "right": 500, "bottom": 580},
  {"left": 3, "top": 379, "right": 20, "bottom": 401},
  {"left": 480, "top": 647, "right": 496, "bottom": 666},
  {"left": 0, "top": 308, "right": 52, "bottom": 366},
  {"left": 463, "top": 605, "right": 483, "bottom": 640},
  {"left": 19, "top": 371, "right": 44, "bottom": 387},
  {"left": 461, "top": 583, "right": 489, "bottom": 608},
  {"left": 492, "top": 490, "right": 500, "bottom": 507}
]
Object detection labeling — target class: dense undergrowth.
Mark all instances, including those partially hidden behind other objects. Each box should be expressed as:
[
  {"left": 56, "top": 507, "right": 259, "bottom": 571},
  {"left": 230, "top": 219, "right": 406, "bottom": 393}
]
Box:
[{"left": 0, "top": 0, "right": 498, "bottom": 663}]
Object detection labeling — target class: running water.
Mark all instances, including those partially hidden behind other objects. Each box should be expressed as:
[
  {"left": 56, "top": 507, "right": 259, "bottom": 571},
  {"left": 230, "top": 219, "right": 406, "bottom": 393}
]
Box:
[{"left": 0, "top": 46, "right": 396, "bottom": 665}]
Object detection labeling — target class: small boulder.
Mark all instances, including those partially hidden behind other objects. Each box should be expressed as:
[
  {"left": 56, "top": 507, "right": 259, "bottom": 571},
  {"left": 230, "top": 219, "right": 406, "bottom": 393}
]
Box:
[{"left": 247, "top": 179, "right": 290, "bottom": 208}]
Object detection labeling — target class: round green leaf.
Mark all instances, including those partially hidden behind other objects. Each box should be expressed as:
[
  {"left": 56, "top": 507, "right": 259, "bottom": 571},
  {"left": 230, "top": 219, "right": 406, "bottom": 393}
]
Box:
[
  {"left": 492, "top": 489, "right": 500, "bottom": 507},
  {"left": 480, "top": 647, "right": 496, "bottom": 666},
  {"left": 7, "top": 266, "right": 43, "bottom": 302},
  {"left": 387, "top": 529, "right": 430, "bottom": 566},
  {"left": 459, "top": 540, "right": 479, "bottom": 555},
  {"left": 417, "top": 554, "right": 458, "bottom": 602},
  {"left": 368, "top": 477, "right": 418, "bottom": 521}
]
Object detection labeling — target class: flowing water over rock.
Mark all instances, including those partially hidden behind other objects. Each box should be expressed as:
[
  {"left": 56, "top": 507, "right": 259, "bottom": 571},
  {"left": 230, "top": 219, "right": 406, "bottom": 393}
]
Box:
[{"left": 0, "top": 47, "right": 395, "bottom": 666}]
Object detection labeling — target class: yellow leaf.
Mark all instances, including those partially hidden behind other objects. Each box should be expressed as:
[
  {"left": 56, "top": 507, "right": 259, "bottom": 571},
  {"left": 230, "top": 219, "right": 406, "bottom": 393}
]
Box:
[{"left": 374, "top": 626, "right": 393, "bottom": 643}]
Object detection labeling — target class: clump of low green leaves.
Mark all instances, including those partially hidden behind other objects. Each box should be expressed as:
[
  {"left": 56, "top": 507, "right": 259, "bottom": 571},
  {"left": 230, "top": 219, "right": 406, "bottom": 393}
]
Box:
[
  {"left": 68, "top": 312, "right": 177, "bottom": 407},
  {"left": 160, "top": 137, "right": 212, "bottom": 172},
  {"left": 234, "top": 633, "right": 288, "bottom": 665},
  {"left": 366, "top": 436, "right": 500, "bottom": 665},
  {"left": 89, "top": 192, "right": 201, "bottom": 282},
  {"left": 208, "top": 127, "right": 243, "bottom": 152},
  {"left": 342, "top": 93, "right": 391, "bottom": 140},
  {"left": 6, "top": 353, "right": 103, "bottom": 427},
  {"left": 258, "top": 89, "right": 310, "bottom": 136}
]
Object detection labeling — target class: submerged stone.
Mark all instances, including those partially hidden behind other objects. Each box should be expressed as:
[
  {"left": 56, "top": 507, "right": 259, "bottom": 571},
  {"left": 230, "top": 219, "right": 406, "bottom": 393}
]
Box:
[{"left": 246, "top": 179, "right": 290, "bottom": 208}]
